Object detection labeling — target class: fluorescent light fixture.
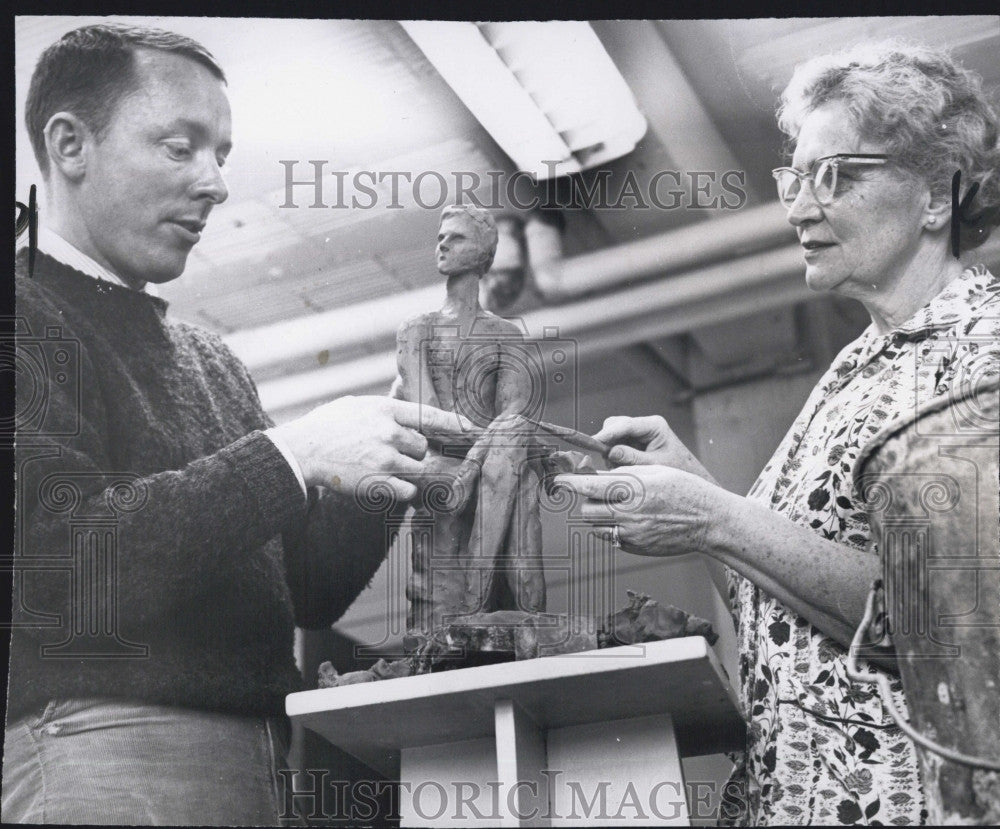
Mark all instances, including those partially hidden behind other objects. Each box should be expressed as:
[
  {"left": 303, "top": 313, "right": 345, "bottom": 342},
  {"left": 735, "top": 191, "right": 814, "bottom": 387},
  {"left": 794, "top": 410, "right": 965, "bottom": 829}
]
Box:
[{"left": 400, "top": 21, "right": 647, "bottom": 180}]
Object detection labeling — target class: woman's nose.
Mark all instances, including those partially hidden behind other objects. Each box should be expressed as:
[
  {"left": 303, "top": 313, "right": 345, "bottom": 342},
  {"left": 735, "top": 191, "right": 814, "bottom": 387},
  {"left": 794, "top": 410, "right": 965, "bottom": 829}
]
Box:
[{"left": 786, "top": 182, "right": 822, "bottom": 227}]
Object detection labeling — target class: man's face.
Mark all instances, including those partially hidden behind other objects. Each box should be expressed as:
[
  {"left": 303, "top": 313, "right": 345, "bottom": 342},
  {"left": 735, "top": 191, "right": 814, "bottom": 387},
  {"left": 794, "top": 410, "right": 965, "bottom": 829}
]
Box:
[
  {"left": 75, "top": 49, "right": 231, "bottom": 287},
  {"left": 436, "top": 214, "right": 490, "bottom": 277}
]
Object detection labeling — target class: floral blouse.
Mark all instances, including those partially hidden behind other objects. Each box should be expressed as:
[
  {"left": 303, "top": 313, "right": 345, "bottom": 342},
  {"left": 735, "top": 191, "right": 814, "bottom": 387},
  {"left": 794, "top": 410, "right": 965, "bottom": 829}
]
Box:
[{"left": 721, "top": 265, "right": 1000, "bottom": 825}]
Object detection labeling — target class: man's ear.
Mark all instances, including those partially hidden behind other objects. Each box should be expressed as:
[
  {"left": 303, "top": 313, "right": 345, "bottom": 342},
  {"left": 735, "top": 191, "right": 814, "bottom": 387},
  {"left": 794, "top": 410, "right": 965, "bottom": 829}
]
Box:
[{"left": 43, "top": 112, "right": 91, "bottom": 182}]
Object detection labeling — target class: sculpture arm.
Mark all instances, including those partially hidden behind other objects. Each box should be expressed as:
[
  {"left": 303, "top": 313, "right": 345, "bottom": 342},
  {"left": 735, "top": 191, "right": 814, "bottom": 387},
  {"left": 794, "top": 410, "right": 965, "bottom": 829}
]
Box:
[
  {"left": 493, "top": 336, "right": 533, "bottom": 421},
  {"left": 395, "top": 319, "right": 442, "bottom": 409}
]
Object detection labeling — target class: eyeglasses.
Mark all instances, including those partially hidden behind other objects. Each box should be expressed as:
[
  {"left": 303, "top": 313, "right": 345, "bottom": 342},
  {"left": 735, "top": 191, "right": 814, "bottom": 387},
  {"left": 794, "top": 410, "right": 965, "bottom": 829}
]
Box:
[{"left": 771, "top": 154, "right": 889, "bottom": 207}]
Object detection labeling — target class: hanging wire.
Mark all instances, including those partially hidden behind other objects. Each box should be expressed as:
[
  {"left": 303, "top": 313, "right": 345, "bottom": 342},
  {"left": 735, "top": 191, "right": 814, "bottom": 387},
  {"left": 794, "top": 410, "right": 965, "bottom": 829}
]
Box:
[{"left": 845, "top": 579, "right": 1000, "bottom": 771}]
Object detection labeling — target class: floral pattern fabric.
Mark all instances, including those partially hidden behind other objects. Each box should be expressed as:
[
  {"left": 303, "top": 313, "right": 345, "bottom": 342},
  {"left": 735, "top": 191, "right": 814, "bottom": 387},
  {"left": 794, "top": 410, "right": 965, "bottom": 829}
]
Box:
[{"left": 721, "top": 266, "right": 1000, "bottom": 825}]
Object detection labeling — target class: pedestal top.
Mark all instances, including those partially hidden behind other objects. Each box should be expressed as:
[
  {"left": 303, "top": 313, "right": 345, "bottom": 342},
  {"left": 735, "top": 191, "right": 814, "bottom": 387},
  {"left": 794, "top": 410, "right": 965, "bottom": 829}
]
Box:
[{"left": 287, "top": 637, "right": 743, "bottom": 778}]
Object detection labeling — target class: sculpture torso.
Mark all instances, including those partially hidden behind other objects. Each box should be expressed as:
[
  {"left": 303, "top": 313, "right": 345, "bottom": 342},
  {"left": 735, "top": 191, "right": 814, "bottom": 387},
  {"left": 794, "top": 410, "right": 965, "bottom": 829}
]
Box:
[{"left": 396, "top": 309, "right": 523, "bottom": 426}]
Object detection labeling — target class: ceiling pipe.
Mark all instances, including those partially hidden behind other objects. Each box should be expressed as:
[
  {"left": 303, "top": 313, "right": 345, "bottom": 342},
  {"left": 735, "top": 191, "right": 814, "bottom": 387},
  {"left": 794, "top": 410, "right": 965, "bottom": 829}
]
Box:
[
  {"left": 531, "top": 200, "right": 795, "bottom": 301},
  {"left": 224, "top": 283, "right": 440, "bottom": 372}
]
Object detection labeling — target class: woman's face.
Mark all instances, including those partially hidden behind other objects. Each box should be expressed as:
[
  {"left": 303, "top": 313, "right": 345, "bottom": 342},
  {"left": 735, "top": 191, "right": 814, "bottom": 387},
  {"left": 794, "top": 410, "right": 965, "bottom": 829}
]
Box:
[{"left": 787, "top": 101, "right": 931, "bottom": 302}]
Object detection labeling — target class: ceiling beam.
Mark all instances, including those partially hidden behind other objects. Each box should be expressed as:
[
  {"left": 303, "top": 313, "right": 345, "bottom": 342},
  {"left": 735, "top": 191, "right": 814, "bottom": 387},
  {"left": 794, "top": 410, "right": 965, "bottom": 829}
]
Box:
[{"left": 591, "top": 20, "right": 761, "bottom": 204}]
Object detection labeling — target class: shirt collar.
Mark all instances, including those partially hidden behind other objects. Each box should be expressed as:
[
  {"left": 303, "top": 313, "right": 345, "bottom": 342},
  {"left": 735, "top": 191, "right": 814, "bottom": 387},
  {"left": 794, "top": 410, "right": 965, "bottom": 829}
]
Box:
[
  {"left": 36, "top": 227, "right": 158, "bottom": 297},
  {"left": 863, "top": 264, "right": 995, "bottom": 342}
]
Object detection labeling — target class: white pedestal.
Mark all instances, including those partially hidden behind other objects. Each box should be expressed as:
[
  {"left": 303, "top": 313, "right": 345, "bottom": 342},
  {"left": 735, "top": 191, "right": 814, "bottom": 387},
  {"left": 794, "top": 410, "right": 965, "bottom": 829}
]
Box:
[{"left": 287, "top": 637, "right": 742, "bottom": 827}]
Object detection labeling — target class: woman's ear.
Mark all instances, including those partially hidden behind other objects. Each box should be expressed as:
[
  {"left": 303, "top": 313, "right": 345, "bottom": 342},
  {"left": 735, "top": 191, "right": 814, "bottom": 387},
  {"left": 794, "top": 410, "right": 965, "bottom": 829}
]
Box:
[
  {"left": 43, "top": 111, "right": 91, "bottom": 182},
  {"left": 922, "top": 188, "right": 952, "bottom": 232}
]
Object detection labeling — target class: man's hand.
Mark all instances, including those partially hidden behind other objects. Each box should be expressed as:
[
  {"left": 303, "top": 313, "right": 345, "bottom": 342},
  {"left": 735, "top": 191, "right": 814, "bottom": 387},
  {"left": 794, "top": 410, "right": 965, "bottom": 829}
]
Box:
[
  {"left": 271, "top": 396, "right": 469, "bottom": 501},
  {"left": 594, "top": 415, "right": 715, "bottom": 483}
]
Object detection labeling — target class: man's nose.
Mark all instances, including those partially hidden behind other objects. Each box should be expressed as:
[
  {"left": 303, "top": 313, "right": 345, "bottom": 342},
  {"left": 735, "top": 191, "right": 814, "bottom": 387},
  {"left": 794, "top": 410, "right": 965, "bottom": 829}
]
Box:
[{"left": 190, "top": 155, "right": 229, "bottom": 205}]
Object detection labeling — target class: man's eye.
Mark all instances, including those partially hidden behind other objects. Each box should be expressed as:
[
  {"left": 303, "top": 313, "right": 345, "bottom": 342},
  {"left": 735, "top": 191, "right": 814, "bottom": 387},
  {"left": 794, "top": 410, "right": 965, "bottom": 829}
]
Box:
[{"left": 164, "top": 142, "right": 193, "bottom": 160}]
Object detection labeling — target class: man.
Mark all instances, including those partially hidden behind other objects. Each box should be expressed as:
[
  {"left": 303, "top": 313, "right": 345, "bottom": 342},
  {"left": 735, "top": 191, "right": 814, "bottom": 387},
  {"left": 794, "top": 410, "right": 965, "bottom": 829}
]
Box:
[
  {"left": 5, "top": 23, "right": 460, "bottom": 824},
  {"left": 392, "top": 205, "right": 545, "bottom": 641}
]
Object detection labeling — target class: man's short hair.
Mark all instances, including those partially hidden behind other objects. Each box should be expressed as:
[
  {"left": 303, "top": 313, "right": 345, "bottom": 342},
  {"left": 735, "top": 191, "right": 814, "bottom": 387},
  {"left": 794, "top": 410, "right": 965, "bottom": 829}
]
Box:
[{"left": 26, "top": 22, "right": 226, "bottom": 176}]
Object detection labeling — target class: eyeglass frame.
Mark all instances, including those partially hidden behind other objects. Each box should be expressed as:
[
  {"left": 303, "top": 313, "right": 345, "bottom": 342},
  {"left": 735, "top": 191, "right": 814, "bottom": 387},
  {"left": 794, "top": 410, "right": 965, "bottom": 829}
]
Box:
[{"left": 771, "top": 153, "right": 890, "bottom": 207}]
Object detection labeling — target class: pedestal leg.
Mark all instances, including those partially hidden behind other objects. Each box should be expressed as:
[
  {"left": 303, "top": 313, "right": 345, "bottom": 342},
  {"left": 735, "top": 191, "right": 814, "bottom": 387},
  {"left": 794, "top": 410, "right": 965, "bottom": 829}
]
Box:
[
  {"left": 495, "top": 699, "right": 548, "bottom": 827},
  {"left": 545, "top": 713, "right": 689, "bottom": 826}
]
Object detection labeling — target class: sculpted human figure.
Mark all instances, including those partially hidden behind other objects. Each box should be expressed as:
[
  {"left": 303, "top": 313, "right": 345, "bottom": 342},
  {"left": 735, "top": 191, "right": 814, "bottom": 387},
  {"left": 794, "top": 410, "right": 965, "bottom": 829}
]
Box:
[{"left": 392, "top": 205, "right": 545, "bottom": 639}]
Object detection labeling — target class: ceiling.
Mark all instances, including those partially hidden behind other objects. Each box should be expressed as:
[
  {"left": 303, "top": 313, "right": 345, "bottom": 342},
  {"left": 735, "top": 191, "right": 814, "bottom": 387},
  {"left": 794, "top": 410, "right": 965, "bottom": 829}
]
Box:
[{"left": 15, "top": 16, "right": 1000, "bottom": 418}]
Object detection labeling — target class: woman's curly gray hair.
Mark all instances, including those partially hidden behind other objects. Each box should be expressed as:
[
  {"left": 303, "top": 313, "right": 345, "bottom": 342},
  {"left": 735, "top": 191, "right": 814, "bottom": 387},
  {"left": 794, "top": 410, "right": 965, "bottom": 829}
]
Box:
[{"left": 777, "top": 41, "right": 1000, "bottom": 251}]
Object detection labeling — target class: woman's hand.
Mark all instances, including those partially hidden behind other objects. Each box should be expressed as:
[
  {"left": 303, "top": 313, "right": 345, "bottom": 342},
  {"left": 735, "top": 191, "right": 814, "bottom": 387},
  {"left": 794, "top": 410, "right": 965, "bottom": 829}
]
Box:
[
  {"left": 594, "top": 416, "right": 715, "bottom": 483},
  {"left": 557, "top": 465, "right": 733, "bottom": 558}
]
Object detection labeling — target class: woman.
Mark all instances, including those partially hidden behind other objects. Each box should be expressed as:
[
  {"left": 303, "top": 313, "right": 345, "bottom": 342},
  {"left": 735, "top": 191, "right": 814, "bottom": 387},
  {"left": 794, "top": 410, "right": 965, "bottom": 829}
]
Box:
[{"left": 563, "top": 42, "right": 1000, "bottom": 825}]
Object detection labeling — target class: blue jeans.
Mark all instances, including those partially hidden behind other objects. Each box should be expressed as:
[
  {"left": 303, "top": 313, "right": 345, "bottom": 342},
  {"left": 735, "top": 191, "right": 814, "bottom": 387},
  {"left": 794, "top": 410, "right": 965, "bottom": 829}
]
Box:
[{"left": 2, "top": 698, "right": 300, "bottom": 825}]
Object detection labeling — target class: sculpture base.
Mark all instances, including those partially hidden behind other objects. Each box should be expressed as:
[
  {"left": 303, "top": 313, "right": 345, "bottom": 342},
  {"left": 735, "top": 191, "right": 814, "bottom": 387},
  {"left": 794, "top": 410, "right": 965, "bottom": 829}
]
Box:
[{"left": 318, "top": 594, "right": 717, "bottom": 688}]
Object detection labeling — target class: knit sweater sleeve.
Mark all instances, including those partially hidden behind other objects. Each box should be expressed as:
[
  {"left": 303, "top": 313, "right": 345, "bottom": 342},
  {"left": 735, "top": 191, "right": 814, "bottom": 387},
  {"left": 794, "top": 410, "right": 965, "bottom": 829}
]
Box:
[
  {"left": 15, "top": 283, "right": 307, "bottom": 635},
  {"left": 280, "top": 487, "right": 401, "bottom": 629},
  {"left": 226, "top": 349, "right": 397, "bottom": 630}
]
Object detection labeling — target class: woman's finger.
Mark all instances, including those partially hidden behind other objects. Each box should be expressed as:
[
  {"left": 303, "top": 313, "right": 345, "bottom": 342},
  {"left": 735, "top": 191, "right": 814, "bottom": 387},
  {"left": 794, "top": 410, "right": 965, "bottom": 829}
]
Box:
[
  {"left": 608, "top": 445, "right": 653, "bottom": 466},
  {"left": 593, "top": 415, "right": 666, "bottom": 446},
  {"left": 579, "top": 499, "right": 620, "bottom": 523}
]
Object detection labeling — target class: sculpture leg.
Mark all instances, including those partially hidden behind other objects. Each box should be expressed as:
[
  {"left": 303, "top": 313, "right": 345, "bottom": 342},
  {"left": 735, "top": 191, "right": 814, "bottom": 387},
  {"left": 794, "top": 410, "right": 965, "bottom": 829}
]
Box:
[
  {"left": 465, "top": 445, "right": 521, "bottom": 613},
  {"left": 505, "top": 460, "right": 545, "bottom": 612},
  {"left": 406, "top": 498, "right": 474, "bottom": 637}
]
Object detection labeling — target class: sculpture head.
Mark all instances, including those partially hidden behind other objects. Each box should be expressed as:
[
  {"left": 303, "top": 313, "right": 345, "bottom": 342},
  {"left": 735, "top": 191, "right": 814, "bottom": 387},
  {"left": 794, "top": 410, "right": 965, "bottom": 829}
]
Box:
[{"left": 436, "top": 204, "right": 498, "bottom": 277}]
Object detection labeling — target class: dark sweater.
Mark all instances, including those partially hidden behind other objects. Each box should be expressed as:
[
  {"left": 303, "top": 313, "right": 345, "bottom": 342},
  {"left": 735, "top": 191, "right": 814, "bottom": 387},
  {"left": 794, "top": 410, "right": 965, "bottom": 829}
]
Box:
[{"left": 9, "top": 251, "right": 389, "bottom": 722}]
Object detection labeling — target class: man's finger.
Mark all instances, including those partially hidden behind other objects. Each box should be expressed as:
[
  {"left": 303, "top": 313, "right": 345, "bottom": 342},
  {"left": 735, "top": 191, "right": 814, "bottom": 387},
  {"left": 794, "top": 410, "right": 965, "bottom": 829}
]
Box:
[
  {"left": 385, "top": 453, "right": 424, "bottom": 476},
  {"left": 392, "top": 427, "right": 428, "bottom": 460},
  {"left": 386, "top": 476, "right": 417, "bottom": 502},
  {"left": 391, "top": 399, "right": 475, "bottom": 434}
]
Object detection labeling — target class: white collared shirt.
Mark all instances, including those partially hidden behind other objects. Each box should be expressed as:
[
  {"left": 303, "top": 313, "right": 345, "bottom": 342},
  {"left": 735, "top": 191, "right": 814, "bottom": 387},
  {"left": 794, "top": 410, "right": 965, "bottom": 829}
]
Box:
[
  {"left": 36, "top": 227, "right": 158, "bottom": 295},
  {"left": 34, "top": 226, "right": 307, "bottom": 498}
]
